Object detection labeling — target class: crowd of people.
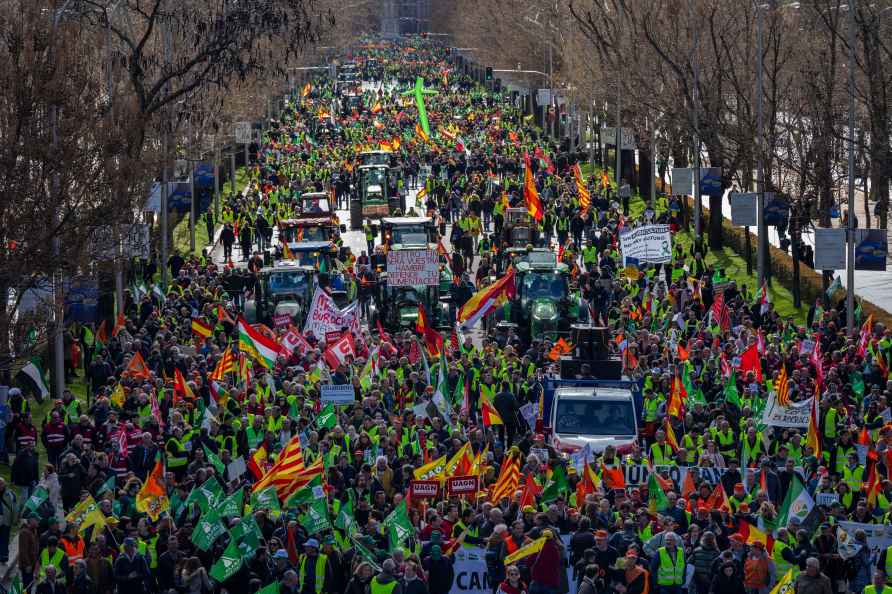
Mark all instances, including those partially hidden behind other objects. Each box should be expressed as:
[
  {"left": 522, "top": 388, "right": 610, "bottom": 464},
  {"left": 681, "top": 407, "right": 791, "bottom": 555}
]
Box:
[{"left": 5, "top": 37, "right": 892, "bottom": 594}]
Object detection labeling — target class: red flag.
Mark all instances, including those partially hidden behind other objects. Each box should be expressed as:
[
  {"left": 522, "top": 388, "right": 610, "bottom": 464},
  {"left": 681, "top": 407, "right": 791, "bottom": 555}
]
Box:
[
  {"left": 522, "top": 153, "right": 544, "bottom": 222},
  {"left": 416, "top": 304, "right": 444, "bottom": 357},
  {"left": 173, "top": 369, "right": 194, "bottom": 402},
  {"left": 704, "top": 483, "right": 731, "bottom": 513},
  {"left": 681, "top": 471, "right": 696, "bottom": 510},
  {"left": 600, "top": 463, "right": 626, "bottom": 489},
  {"left": 112, "top": 313, "right": 126, "bottom": 337},
  {"left": 519, "top": 473, "right": 541, "bottom": 509},
  {"left": 323, "top": 333, "right": 357, "bottom": 369},
  {"left": 125, "top": 351, "right": 151, "bottom": 380},
  {"left": 738, "top": 343, "right": 763, "bottom": 382},
  {"left": 677, "top": 343, "right": 689, "bottom": 361},
  {"left": 710, "top": 291, "right": 731, "bottom": 333},
  {"left": 533, "top": 146, "right": 556, "bottom": 174},
  {"left": 247, "top": 445, "right": 268, "bottom": 480}
]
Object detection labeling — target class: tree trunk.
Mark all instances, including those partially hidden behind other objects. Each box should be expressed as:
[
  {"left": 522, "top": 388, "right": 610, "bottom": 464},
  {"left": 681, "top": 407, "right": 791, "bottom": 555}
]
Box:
[{"left": 639, "top": 146, "right": 653, "bottom": 206}]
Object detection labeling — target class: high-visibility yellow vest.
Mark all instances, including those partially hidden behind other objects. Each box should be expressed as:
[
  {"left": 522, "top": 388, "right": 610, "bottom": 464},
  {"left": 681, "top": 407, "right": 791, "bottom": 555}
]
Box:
[
  {"left": 246, "top": 427, "right": 265, "bottom": 450},
  {"left": 843, "top": 466, "right": 865, "bottom": 493},
  {"left": 370, "top": 576, "right": 398, "bottom": 594},
  {"left": 885, "top": 545, "right": 892, "bottom": 584},
  {"left": 650, "top": 443, "right": 673, "bottom": 465},
  {"left": 864, "top": 586, "right": 892, "bottom": 594},
  {"left": 657, "top": 547, "right": 684, "bottom": 585},
  {"left": 772, "top": 541, "right": 793, "bottom": 576},
  {"left": 298, "top": 553, "right": 327, "bottom": 594},
  {"left": 643, "top": 398, "right": 662, "bottom": 422},
  {"left": 166, "top": 438, "right": 188, "bottom": 468}
]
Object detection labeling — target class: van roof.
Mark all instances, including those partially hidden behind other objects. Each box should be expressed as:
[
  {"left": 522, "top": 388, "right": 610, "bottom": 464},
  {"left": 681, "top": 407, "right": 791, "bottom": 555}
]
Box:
[{"left": 554, "top": 386, "right": 633, "bottom": 401}]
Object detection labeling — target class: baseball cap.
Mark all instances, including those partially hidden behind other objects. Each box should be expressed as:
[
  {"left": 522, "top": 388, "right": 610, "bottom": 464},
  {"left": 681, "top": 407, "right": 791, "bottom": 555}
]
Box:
[
  {"left": 273, "top": 549, "right": 289, "bottom": 559},
  {"left": 304, "top": 538, "right": 320, "bottom": 549}
]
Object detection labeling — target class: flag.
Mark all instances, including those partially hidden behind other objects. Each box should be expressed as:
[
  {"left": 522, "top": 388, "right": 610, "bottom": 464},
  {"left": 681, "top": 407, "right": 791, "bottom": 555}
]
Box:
[
  {"left": 124, "top": 352, "right": 151, "bottom": 380},
  {"left": 806, "top": 386, "right": 822, "bottom": 457},
  {"left": 210, "top": 539, "right": 243, "bottom": 582},
  {"left": 203, "top": 445, "right": 226, "bottom": 475},
  {"left": 415, "top": 122, "right": 430, "bottom": 142},
  {"left": 20, "top": 361, "right": 49, "bottom": 399},
  {"left": 300, "top": 498, "right": 331, "bottom": 534},
  {"left": 738, "top": 343, "right": 763, "bottom": 382},
  {"left": 135, "top": 456, "right": 169, "bottom": 521},
  {"left": 865, "top": 463, "right": 882, "bottom": 508},
  {"left": 601, "top": 463, "right": 626, "bottom": 489},
  {"left": 676, "top": 343, "right": 689, "bottom": 361},
  {"left": 573, "top": 463, "right": 601, "bottom": 507},
  {"left": 238, "top": 315, "right": 282, "bottom": 369},
  {"left": 371, "top": 101, "right": 382, "bottom": 114},
  {"left": 192, "top": 318, "right": 212, "bottom": 340},
  {"left": 457, "top": 268, "right": 516, "bottom": 329},
  {"left": 770, "top": 570, "right": 795, "bottom": 594},
  {"left": 704, "top": 482, "right": 732, "bottom": 513},
  {"left": 301, "top": 82, "right": 312, "bottom": 97},
  {"left": 710, "top": 291, "right": 731, "bottom": 333},
  {"left": 247, "top": 445, "right": 268, "bottom": 480},
  {"left": 276, "top": 457, "right": 325, "bottom": 502},
  {"left": 522, "top": 153, "right": 544, "bottom": 221},
  {"left": 416, "top": 304, "right": 444, "bottom": 357},
  {"left": 572, "top": 163, "right": 590, "bottom": 215},
  {"left": 413, "top": 455, "right": 447, "bottom": 481},
  {"left": 778, "top": 475, "right": 815, "bottom": 526},
  {"left": 78, "top": 507, "right": 108, "bottom": 539},
  {"left": 724, "top": 371, "right": 741, "bottom": 408},
  {"left": 323, "top": 333, "right": 357, "bottom": 369},
  {"left": 444, "top": 442, "right": 474, "bottom": 477},
  {"left": 663, "top": 418, "right": 679, "bottom": 451},
  {"left": 759, "top": 281, "right": 771, "bottom": 314},
  {"left": 737, "top": 520, "right": 772, "bottom": 552},
  {"left": 647, "top": 472, "right": 670, "bottom": 512},
  {"left": 113, "top": 312, "right": 126, "bottom": 337},
  {"left": 24, "top": 486, "right": 49, "bottom": 514},
  {"left": 667, "top": 375, "right": 686, "bottom": 418},
  {"left": 210, "top": 347, "right": 235, "bottom": 382},
  {"left": 95, "top": 320, "right": 109, "bottom": 345},
  {"left": 480, "top": 393, "right": 504, "bottom": 426},
  {"left": 857, "top": 314, "right": 874, "bottom": 357},
  {"left": 519, "top": 473, "right": 542, "bottom": 508},
  {"left": 541, "top": 464, "right": 570, "bottom": 503},
  {"left": 503, "top": 536, "right": 546, "bottom": 565},
  {"left": 286, "top": 474, "right": 325, "bottom": 506},
  {"left": 251, "top": 436, "right": 305, "bottom": 493},
  {"left": 174, "top": 369, "right": 194, "bottom": 402},
  {"left": 383, "top": 500, "right": 414, "bottom": 550},
  {"left": 533, "top": 146, "right": 556, "bottom": 174},
  {"left": 489, "top": 450, "right": 521, "bottom": 503},
  {"left": 775, "top": 365, "right": 790, "bottom": 406}
]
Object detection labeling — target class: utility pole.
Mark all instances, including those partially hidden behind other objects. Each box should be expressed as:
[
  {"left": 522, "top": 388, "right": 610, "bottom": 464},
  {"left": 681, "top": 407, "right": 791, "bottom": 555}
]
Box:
[
  {"left": 160, "top": 18, "right": 172, "bottom": 289},
  {"left": 616, "top": 6, "right": 623, "bottom": 192},
  {"left": 548, "top": 42, "right": 554, "bottom": 139},
  {"left": 756, "top": 1, "right": 767, "bottom": 287},
  {"left": 692, "top": 2, "right": 702, "bottom": 249},
  {"left": 846, "top": 0, "right": 856, "bottom": 336}
]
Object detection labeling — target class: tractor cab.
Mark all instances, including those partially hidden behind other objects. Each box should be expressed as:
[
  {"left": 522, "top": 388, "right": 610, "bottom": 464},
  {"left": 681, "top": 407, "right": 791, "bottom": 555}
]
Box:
[
  {"left": 360, "top": 150, "right": 394, "bottom": 167},
  {"left": 297, "top": 192, "right": 335, "bottom": 218},
  {"left": 380, "top": 217, "right": 436, "bottom": 247},
  {"left": 512, "top": 249, "right": 583, "bottom": 342},
  {"left": 244, "top": 261, "right": 316, "bottom": 326},
  {"left": 371, "top": 242, "right": 451, "bottom": 331}
]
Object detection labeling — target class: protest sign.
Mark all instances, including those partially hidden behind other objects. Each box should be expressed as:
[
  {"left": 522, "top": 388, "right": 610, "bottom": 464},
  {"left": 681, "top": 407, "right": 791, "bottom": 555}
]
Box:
[
  {"left": 386, "top": 249, "right": 439, "bottom": 286},
  {"left": 619, "top": 225, "right": 672, "bottom": 264},
  {"left": 838, "top": 521, "right": 892, "bottom": 551},
  {"left": 303, "top": 288, "right": 360, "bottom": 340},
  {"left": 273, "top": 314, "right": 291, "bottom": 328},
  {"left": 447, "top": 476, "right": 479, "bottom": 497},
  {"left": 409, "top": 480, "right": 440, "bottom": 499},
  {"left": 320, "top": 384, "right": 356, "bottom": 405},
  {"left": 816, "top": 493, "right": 839, "bottom": 507},
  {"left": 761, "top": 393, "right": 813, "bottom": 428}
]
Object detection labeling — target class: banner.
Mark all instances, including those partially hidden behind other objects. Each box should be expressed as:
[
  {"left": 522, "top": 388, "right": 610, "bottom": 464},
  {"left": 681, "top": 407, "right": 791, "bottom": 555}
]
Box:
[
  {"left": 452, "top": 547, "right": 577, "bottom": 594},
  {"left": 303, "top": 288, "right": 360, "bottom": 340},
  {"left": 320, "top": 384, "right": 356, "bottom": 405},
  {"left": 386, "top": 249, "right": 439, "bottom": 286},
  {"left": 761, "top": 393, "right": 813, "bottom": 428},
  {"left": 409, "top": 480, "right": 440, "bottom": 499},
  {"left": 837, "top": 521, "right": 892, "bottom": 551},
  {"left": 619, "top": 225, "right": 672, "bottom": 265}
]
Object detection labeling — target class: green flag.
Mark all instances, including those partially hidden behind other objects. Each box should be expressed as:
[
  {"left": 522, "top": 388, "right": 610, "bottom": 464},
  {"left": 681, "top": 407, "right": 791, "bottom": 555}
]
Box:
[
  {"left": 204, "top": 445, "right": 226, "bottom": 475},
  {"left": 286, "top": 475, "right": 324, "bottom": 506},
  {"left": 191, "top": 509, "right": 226, "bottom": 551},
  {"left": 316, "top": 404, "right": 337, "bottom": 430},
  {"left": 196, "top": 476, "right": 225, "bottom": 512},
  {"left": 350, "top": 535, "right": 382, "bottom": 572},
  {"left": 334, "top": 499, "right": 356, "bottom": 534},
  {"left": 256, "top": 583, "right": 279, "bottom": 594},
  {"left": 724, "top": 372, "right": 741, "bottom": 408},
  {"left": 852, "top": 372, "right": 865, "bottom": 398},
  {"left": 540, "top": 465, "right": 569, "bottom": 504},
  {"left": 300, "top": 499, "right": 331, "bottom": 535},
  {"left": 218, "top": 488, "right": 244, "bottom": 518},
  {"left": 230, "top": 515, "right": 262, "bottom": 560},
  {"left": 647, "top": 473, "right": 670, "bottom": 513},
  {"left": 250, "top": 487, "right": 281, "bottom": 515},
  {"left": 777, "top": 475, "right": 815, "bottom": 528},
  {"left": 209, "top": 539, "right": 243, "bottom": 582},
  {"left": 8, "top": 575, "right": 22, "bottom": 594},
  {"left": 24, "top": 486, "right": 49, "bottom": 514},
  {"left": 97, "top": 475, "right": 116, "bottom": 496},
  {"left": 383, "top": 500, "right": 413, "bottom": 550}
]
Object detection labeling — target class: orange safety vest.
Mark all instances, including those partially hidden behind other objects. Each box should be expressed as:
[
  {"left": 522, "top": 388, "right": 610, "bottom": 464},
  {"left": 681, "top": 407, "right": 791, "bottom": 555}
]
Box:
[
  {"left": 61, "top": 537, "right": 85, "bottom": 565},
  {"left": 743, "top": 557, "right": 769, "bottom": 589}
]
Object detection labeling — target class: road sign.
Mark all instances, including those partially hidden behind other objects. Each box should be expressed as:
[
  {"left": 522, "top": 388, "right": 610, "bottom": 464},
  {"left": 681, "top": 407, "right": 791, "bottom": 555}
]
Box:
[
  {"left": 671, "top": 167, "right": 723, "bottom": 196},
  {"left": 121, "top": 224, "right": 150, "bottom": 259},
  {"left": 234, "top": 122, "right": 252, "bottom": 144},
  {"left": 536, "top": 89, "right": 552, "bottom": 106},
  {"left": 814, "top": 228, "right": 846, "bottom": 271},
  {"left": 730, "top": 193, "right": 758, "bottom": 226},
  {"left": 601, "top": 127, "right": 636, "bottom": 150}
]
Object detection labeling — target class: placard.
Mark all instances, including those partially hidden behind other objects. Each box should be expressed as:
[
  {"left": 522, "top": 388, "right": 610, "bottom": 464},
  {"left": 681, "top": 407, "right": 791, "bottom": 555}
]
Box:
[
  {"left": 410, "top": 480, "right": 440, "bottom": 499},
  {"left": 730, "top": 193, "right": 757, "bottom": 227},
  {"left": 531, "top": 448, "right": 550, "bottom": 463},
  {"left": 273, "top": 314, "right": 291, "bottom": 328},
  {"left": 386, "top": 249, "right": 439, "bottom": 286},
  {"left": 761, "top": 393, "right": 813, "bottom": 428},
  {"left": 303, "top": 287, "right": 360, "bottom": 340},
  {"left": 816, "top": 493, "right": 839, "bottom": 507},
  {"left": 519, "top": 403, "right": 538, "bottom": 430},
  {"left": 814, "top": 228, "right": 846, "bottom": 271},
  {"left": 227, "top": 457, "right": 247, "bottom": 479},
  {"left": 320, "top": 384, "right": 356, "bottom": 405},
  {"left": 447, "top": 475, "right": 479, "bottom": 497},
  {"left": 601, "top": 127, "right": 636, "bottom": 150},
  {"left": 671, "top": 167, "right": 722, "bottom": 197},
  {"left": 619, "top": 224, "right": 672, "bottom": 264},
  {"left": 325, "top": 330, "right": 342, "bottom": 344},
  {"left": 838, "top": 521, "right": 892, "bottom": 551}
]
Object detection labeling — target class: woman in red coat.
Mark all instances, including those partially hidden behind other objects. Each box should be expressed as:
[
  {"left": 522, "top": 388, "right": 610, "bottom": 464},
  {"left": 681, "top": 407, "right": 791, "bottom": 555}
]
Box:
[{"left": 498, "top": 565, "right": 528, "bottom": 594}]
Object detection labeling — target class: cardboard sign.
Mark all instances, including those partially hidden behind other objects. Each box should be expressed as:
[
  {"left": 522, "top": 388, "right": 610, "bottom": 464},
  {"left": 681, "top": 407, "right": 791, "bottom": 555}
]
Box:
[
  {"left": 410, "top": 480, "right": 440, "bottom": 499},
  {"left": 386, "top": 249, "right": 439, "bottom": 286},
  {"left": 447, "top": 475, "right": 479, "bottom": 497},
  {"left": 816, "top": 493, "right": 839, "bottom": 507}
]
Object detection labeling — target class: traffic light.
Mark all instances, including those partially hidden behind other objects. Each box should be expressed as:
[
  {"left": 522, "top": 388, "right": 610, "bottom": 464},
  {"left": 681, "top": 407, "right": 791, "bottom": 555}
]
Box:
[{"left": 485, "top": 67, "right": 493, "bottom": 81}]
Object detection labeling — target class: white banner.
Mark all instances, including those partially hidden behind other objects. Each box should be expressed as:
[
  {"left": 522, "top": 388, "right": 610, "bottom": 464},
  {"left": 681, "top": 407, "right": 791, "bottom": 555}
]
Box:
[
  {"left": 619, "top": 224, "right": 672, "bottom": 264},
  {"left": 838, "top": 521, "right": 892, "bottom": 551},
  {"left": 303, "top": 288, "right": 360, "bottom": 340},
  {"left": 386, "top": 249, "right": 439, "bottom": 286},
  {"left": 320, "top": 384, "right": 356, "bottom": 405},
  {"left": 452, "top": 547, "right": 576, "bottom": 594},
  {"left": 761, "top": 393, "right": 813, "bottom": 428}
]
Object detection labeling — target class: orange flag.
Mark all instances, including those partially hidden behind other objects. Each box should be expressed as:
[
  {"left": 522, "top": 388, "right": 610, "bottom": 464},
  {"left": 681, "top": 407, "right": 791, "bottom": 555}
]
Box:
[
  {"left": 522, "top": 153, "right": 544, "bottom": 222},
  {"left": 112, "top": 313, "right": 126, "bottom": 337},
  {"left": 519, "top": 473, "right": 541, "bottom": 509},
  {"left": 125, "top": 351, "right": 151, "bottom": 380},
  {"left": 173, "top": 369, "right": 194, "bottom": 402},
  {"left": 677, "top": 343, "right": 689, "bottom": 361},
  {"left": 600, "top": 463, "right": 626, "bottom": 489}
]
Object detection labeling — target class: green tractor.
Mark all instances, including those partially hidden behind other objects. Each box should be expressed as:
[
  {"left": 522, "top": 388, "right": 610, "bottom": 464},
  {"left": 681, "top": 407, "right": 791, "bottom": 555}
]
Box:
[
  {"left": 509, "top": 249, "right": 587, "bottom": 343},
  {"left": 243, "top": 261, "right": 316, "bottom": 327},
  {"left": 369, "top": 243, "right": 452, "bottom": 332},
  {"left": 350, "top": 164, "right": 405, "bottom": 230}
]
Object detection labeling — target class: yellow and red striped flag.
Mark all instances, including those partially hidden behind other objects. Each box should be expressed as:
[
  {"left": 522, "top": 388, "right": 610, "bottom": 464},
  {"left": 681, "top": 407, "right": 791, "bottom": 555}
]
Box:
[
  {"left": 775, "top": 365, "right": 791, "bottom": 406},
  {"left": 523, "top": 153, "right": 544, "bottom": 221},
  {"left": 191, "top": 318, "right": 212, "bottom": 340},
  {"left": 572, "top": 163, "right": 591, "bottom": 216},
  {"left": 252, "top": 436, "right": 305, "bottom": 493},
  {"left": 489, "top": 449, "right": 521, "bottom": 504},
  {"left": 481, "top": 394, "right": 503, "bottom": 426},
  {"left": 209, "top": 346, "right": 235, "bottom": 382}
]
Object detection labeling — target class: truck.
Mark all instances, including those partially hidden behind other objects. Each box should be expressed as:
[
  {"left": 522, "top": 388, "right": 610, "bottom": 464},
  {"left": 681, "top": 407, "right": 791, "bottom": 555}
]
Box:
[{"left": 542, "top": 378, "right": 642, "bottom": 455}]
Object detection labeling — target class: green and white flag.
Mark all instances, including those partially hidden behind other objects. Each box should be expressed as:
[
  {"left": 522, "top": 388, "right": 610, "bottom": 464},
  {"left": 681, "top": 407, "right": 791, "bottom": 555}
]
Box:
[
  {"left": 24, "top": 486, "right": 49, "bottom": 514},
  {"left": 203, "top": 445, "right": 226, "bottom": 475},
  {"left": 316, "top": 404, "right": 337, "bottom": 430},
  {"left": 300, "top": 498, "right": 331, "bottom": 535},
  {"left": 250, "top": 487, "right": 281, "bottom": 514},
  {"left": 334, "top": 499, "right": 356, "bottom": 534},
  {"left": 97, "top": 475, "right": 116, "bottom": 496},
  {"left": 218, "top": 488, "right": 244, "bottom": 518},
  {"left": 230, "top": 515, "right": 262, "bottom": 560},
  {"left": 191, "top": 509, "right": 226, "bottom": 551},
  {"left": 20, "top": 361, "right": 49, "bottom": 399},
  {"left": 8, "top": 575, "right": 22, "bottom": 594},
  {"left": 778, "top": 475, "right": 815, "bottom": 528},
  {"left": 350, "top": 535, "right": 382, "bottom": 572},
  {"left": 383, "top": 500, "right": 413, "bottom": 551},
  {"left": 209, "top": 539, "right": 243, "bottom": 582},
  {"left": 256, "top": 583, "right": 279, "bottom": 594},
  {"left": 196, "top": 476, "right": 225, "bottom": 511},
  {"left": 287, "top": 475, "right": 324, "bottom": 506}
]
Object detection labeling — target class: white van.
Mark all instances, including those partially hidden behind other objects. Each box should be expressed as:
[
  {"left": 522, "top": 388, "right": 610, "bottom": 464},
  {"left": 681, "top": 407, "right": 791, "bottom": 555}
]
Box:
[{"left": 548, "top": 385, "right": 639, "bottom": 455}]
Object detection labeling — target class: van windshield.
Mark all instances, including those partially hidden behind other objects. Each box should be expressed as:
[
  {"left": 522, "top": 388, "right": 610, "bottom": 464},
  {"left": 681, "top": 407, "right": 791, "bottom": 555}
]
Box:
[{"left": 554, "top": 399, "right": 636, "bottom": 436}]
